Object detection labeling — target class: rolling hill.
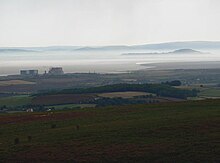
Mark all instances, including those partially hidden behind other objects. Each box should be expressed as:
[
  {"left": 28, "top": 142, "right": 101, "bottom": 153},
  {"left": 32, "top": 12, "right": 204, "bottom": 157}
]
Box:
[
  {"left": 0, "top": 41, "right": 220, "bottom": 53},
  {"left": 123, "top": 48, "right": 205, "bottom": 55}
]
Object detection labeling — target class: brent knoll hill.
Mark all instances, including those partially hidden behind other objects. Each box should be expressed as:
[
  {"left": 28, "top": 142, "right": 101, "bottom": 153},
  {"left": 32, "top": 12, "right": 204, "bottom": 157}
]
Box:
[{"left": 169, "top": 49, "right": 204, "bottom": 54}]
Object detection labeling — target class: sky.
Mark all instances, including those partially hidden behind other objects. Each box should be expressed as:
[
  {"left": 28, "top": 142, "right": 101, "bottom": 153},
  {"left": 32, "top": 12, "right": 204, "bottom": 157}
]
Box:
[{"left": 0, "top": 0, "right": 220, "bottom": 47}]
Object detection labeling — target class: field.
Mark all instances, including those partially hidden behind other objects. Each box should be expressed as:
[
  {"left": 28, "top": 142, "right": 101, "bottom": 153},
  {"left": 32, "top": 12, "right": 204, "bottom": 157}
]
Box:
[
  {"left": 0, "top": 95, "right": 32, "bottom": 107},
  {"left": 32, "top": 94, "right": 96, "bottom": 105},
  {"left": 0, "top": 100, "right": 219, "bottom": 162},
  {"left": 199, "top": 87, "right": 220, "bottom": 98},
  {"left": 175, "top": 84, "right": 205, "bottom": 90},
  {"left": 0, "top": 80, "right": 35, "bottom": 86},
  {"left": 176, "top": 84, "right": 220, "bottom": 99},
  {"left": 47, "top": 104, "right": 96, "bottom": 109},
  {"left": 98, "top": 91, "right": 154, "bottom": 98},
  {"left": 0, "top": 94, "right": 96, "bottom": 107},
  {"left": 0, "top": 69, "right": 220, "bottom": 94}
]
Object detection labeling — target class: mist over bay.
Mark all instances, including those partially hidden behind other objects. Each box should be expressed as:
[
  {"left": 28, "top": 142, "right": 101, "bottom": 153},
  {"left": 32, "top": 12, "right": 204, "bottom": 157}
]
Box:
[{"left": 1, "top": 41, "right": 220, "bottom": 75}]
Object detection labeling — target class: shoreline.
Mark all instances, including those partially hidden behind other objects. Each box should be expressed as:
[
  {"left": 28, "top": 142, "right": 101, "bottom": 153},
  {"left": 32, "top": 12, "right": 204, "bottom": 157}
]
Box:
[
  {"left": 140, "top": 61, "right": 220, "bottom": 70},
  {"left": 1, "top": 60, "right": 220, "bottom": 77}
]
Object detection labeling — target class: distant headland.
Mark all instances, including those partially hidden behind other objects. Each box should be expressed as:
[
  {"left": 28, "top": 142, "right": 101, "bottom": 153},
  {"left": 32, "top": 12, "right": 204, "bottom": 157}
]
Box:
[{"left": 122, "top": 49, "right": 208, "bottom": 56}]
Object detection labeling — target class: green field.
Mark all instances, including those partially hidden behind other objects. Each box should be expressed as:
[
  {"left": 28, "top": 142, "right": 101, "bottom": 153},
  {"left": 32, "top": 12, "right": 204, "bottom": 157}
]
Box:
[
  {"left": 0, "top": 95, "right": 32, "bottom": 107},
  {"left": 199, "top": 87, "right": 220, "bottom": 97},
  {"left": 48, "top": 104, "right": 96, "bottom": 109},
  {"left": 0, "top": 100, "right": 219, "bottom": 162},
  {"left": 0, "top": 95, "right": 95, "bottom": 109},
  {"left": 176, "top": 85, "right": 220, "bottom": 99}
]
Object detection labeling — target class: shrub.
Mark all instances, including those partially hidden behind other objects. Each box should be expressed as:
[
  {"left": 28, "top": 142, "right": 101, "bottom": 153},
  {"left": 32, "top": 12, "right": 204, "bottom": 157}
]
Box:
[
  {"left": 14, "top": 138, "right": 19, "bottom": 145},
  {"left": 51, "top": 124, "right": 56, "bottom": 129},
  {"left": 27, "top": 136, "right": 32, "bottom": 142}
]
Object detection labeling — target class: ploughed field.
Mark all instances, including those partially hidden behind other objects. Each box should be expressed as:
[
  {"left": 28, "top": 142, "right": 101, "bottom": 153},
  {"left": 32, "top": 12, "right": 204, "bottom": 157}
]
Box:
[
  {"left": 0, "top": 100, "right": 220, "bottom": 162},
  {"left": 0, "top": 80, "right": 36, "bottom": 86},
  {"left": 98, "top": 91, "right": 154, "bottom": 98}
]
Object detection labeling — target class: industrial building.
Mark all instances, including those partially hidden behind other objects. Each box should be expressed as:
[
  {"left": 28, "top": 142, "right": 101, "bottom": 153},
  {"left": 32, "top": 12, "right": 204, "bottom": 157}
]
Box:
[
  {"left": 48, "top": 67, "right": 64, "bottom": 75},
  {"left": 20, "top": 70, "right": 38, "bottom": 76}
]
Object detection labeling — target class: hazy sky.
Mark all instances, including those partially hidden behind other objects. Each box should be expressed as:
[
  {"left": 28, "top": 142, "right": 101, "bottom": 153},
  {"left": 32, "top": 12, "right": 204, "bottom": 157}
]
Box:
[{"left": 0, "top": 0, "right": 219, "bottom": 47}]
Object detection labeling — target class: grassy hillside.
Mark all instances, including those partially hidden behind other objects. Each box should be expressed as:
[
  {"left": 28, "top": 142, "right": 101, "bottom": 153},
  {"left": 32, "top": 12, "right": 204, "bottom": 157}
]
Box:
[
  {"left": 0, "top": 95, "right": 32, "bottom": 107},
  {"left": 0, "top": 100, "right": 219, "bottom": 162}
]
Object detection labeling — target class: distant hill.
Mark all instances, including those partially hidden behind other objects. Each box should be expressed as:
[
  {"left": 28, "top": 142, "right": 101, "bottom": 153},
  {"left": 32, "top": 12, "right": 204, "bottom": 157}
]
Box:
[
  {"left": 29, "top": 46, "right": 82, "bottom": 51},
  {"left": 0, "top": 48, "right": 37, "bottom": 53},
  {"left": 74, "top": 45, "right": 130, "bottom": 51},
  {"left": 131, "top": 41, "right": 220, "bottom": 50},
  {"left": 0, "top": 46, "right": 82, "bottom": 53},
  {"left": 123, "top": 49, "right": 206, "bottom": 56},
  {"left": 0, "top": 41, "right": 220, "bottom": 53},
  {"left": 169, "top": 49, "right": 203, "bottom": 54},
  {"left": 74, "top": 41, "right": 220, "bottom": 51}
]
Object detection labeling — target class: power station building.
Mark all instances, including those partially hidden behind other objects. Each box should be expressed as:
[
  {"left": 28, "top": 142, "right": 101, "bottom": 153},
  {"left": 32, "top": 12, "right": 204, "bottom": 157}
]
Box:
[
  {"left": 48, "top": 67, "right": 64, "bottom": 75},
  {"left": 20, "top": 70, "right": 38, "bottom": 76}
]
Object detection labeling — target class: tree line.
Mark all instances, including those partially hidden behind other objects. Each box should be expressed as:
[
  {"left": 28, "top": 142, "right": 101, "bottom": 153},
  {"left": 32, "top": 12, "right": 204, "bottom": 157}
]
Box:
[{"left": 36, "top": 83, "right": 198, "bottom": 99}]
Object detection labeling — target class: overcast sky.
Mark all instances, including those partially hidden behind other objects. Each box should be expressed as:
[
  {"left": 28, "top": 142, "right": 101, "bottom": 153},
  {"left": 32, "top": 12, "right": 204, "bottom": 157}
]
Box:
[{"left": 0, "top": 0, "right": 219, "bottom": 47}]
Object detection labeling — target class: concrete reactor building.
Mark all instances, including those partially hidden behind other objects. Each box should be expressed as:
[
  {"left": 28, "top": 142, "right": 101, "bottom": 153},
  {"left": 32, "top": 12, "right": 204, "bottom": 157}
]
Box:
[
  {"left": 20, "top": 70, "right": 38, "bottom": 76},
  {"left": 48, "top": 67, "right": 64, "bottom": 75}
]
